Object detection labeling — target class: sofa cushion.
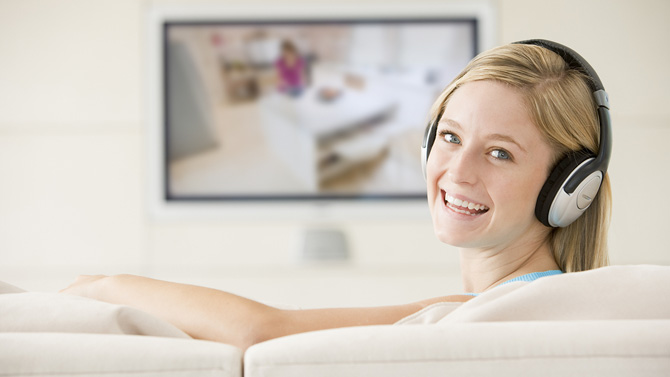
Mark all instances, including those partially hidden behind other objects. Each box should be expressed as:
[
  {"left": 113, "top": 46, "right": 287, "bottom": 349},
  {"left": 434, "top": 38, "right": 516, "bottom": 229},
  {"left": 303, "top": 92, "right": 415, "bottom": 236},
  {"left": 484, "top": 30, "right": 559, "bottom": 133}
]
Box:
[
  {"left": 393, "top": 265, "right": 670, "bottom": 325},
  {"left": 1, "top": 332, "right": 242, "bottom": 377},
  {"left": 0, "top": 288, "right": 189, "bottom": 338},
  {"left": 441, "top": 264, "right": 670, "bottom": 323},
  {"left": 0, "top": 280, "right": 26, "bottom": 294},
  {"left": 245, "top": 320, "right": 670, "bottom": 377}
]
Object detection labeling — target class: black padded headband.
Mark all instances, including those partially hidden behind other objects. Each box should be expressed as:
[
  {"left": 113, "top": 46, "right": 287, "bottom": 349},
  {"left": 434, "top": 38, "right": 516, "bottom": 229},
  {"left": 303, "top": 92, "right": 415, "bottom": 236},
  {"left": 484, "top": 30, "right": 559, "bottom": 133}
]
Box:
[{"left": 516, "top": 39, "right": 605, "bottom": 93}]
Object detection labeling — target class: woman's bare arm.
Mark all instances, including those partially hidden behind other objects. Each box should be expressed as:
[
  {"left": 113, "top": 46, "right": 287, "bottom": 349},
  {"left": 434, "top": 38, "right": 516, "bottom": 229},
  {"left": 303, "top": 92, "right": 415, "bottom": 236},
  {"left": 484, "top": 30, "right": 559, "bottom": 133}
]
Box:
[{"left": 61, "top": 274, "right": 472, "bottom": 350}]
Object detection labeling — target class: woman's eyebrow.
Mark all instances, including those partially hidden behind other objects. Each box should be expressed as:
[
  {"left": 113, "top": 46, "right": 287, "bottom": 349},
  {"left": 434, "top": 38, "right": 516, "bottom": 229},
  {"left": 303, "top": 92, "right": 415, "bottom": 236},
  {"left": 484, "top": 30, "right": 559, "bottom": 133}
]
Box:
[
  {"left": 440, "top": 118, "right": 528, "bottom": 153},
  {"left": 439, "top": 118, "right": 462, "bottom": 130},
  {"left": 488, "top": 133, "right": 528, "bottom": 153}
]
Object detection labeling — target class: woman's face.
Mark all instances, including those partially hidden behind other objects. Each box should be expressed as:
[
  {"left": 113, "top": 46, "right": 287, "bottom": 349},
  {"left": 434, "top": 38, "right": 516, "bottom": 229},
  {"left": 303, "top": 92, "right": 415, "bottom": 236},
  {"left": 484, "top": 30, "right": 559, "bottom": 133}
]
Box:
[{"left": 426, "top": 80, "right": 554, "bottom": 250}]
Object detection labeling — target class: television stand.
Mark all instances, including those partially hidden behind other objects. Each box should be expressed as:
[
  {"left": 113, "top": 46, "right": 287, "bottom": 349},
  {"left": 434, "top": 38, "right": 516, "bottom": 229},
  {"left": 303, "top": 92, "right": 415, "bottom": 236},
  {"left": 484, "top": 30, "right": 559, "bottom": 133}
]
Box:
[{"left": 299, "top": 228, "right": 349, "bottom": 262}]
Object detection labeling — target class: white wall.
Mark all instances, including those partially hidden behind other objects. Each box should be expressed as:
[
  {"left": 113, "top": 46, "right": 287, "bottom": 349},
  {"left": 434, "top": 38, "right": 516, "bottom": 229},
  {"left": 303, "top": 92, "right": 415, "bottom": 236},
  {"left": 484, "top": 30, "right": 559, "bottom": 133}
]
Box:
[{"left": 0, "top": 0, "right": 668, "bottom": 308}]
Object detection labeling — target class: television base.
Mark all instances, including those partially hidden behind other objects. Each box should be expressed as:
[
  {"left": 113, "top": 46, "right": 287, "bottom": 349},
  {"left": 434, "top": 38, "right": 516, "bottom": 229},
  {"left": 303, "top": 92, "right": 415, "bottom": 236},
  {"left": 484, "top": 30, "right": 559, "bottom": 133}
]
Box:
[{"left": 300, "top": 228, "right": 349, "bottom": 262}]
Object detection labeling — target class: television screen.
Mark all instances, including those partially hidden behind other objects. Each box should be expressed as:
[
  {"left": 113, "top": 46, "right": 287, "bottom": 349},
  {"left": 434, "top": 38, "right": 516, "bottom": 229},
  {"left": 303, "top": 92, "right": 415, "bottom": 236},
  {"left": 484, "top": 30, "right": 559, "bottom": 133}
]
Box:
[{"left": 163, "top": 18, "right": 478, "bottom": 202}]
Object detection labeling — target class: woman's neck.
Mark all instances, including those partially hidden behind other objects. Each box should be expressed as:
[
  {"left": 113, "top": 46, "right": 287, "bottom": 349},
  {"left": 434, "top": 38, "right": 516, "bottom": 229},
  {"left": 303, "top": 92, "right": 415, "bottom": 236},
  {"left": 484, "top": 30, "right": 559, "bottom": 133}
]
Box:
[{"left": 459, "top": 237, "right": 559, "bottom": 294}]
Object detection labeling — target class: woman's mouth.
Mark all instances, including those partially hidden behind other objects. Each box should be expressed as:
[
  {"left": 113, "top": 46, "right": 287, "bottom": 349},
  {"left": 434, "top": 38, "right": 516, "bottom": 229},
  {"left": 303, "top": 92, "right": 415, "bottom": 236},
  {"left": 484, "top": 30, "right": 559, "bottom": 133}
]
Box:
[{"left": 443, "top": 191, "right": 490, "bottom": 216}]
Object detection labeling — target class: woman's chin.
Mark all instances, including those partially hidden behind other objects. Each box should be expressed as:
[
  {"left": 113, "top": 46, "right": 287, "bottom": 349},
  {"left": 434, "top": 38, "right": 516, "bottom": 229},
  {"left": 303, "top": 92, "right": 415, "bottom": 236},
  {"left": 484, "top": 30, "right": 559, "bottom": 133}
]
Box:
[{"left": 433, "top": 226, "right": 482, "bottom": 248}]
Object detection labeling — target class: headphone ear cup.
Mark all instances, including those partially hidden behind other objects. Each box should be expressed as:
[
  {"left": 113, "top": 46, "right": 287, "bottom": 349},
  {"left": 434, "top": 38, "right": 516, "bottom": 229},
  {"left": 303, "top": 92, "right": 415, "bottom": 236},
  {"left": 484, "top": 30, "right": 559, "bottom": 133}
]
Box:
[
  {"left": 421, "top": 118, "right": 438, "bottom": 180},
  {"left": 535, "top": 150, "right": 594, "bottom": 227}
]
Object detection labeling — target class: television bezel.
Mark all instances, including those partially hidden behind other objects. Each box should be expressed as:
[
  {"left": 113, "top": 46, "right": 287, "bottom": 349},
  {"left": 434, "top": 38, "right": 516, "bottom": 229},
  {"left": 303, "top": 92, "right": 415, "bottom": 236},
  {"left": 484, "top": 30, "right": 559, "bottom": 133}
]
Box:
[{"left": 145, "top": 1, "right": 498, "bottom": 222}]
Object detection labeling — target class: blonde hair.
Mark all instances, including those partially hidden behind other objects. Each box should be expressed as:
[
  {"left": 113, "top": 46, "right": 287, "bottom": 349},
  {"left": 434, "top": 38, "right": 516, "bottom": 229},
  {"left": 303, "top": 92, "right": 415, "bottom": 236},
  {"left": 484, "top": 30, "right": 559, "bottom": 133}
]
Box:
[{"left": 430, "top": 43, "right": 611, "bottom": 272}]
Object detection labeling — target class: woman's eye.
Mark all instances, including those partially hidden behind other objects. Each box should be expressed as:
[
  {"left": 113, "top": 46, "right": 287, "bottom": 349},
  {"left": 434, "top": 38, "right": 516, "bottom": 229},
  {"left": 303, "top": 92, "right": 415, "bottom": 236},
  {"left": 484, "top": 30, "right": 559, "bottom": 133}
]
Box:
[
  {"left": 443, "top": 133, "right": 461, "bottom": 145},
  {"left": 490, "top": 149, "right": 511, "bottom": 160}
]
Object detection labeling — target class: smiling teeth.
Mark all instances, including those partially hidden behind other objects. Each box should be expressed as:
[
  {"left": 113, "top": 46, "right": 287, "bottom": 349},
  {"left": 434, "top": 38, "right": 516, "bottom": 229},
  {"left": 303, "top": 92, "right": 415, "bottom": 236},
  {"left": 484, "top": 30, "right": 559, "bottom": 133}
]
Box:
[{"left": 444, "top": 193, "right": 489, "bottom": 214}]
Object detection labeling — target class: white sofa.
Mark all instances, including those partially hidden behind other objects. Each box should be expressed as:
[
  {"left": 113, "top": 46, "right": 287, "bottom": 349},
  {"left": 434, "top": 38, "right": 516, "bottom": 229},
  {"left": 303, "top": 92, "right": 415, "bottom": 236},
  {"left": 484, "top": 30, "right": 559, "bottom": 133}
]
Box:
[{"left": 2, "top": 265, "right": 669, "bottom": 377}]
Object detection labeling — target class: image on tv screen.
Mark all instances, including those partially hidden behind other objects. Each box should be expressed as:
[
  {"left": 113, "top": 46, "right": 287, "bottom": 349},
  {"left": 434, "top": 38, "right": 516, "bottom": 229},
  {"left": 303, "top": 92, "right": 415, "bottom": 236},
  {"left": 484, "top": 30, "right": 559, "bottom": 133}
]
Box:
[{"left": 164, "top": 18, "right": 477, "bottom": 201}]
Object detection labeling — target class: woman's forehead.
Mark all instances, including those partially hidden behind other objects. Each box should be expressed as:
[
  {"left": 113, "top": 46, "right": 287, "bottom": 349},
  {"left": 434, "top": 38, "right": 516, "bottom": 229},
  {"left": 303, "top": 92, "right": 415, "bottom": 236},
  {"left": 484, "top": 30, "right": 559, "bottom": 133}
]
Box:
[
  {"left": 443, "top": 82, "right": 535, "bottom": 133},
  {"left": 440, "top": 81, "right": 551, "bottom": 153}
]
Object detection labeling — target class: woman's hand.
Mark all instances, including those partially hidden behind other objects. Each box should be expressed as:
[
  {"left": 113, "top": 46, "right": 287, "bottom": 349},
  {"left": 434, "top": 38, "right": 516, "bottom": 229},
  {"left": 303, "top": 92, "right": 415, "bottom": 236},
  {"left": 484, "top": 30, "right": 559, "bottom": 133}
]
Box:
[{"left": 59, "top": 274, "right": 109, "bottom": 299}]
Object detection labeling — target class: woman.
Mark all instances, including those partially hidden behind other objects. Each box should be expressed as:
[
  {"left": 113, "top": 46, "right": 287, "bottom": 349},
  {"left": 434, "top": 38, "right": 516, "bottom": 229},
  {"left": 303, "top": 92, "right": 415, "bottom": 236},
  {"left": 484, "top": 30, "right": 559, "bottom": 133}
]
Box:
[
  {"left": 275, "top": 40, "right": 307, "bottom": 97},
  {"left": 62, "top": 41, "right": 612, "bottom": 350}
]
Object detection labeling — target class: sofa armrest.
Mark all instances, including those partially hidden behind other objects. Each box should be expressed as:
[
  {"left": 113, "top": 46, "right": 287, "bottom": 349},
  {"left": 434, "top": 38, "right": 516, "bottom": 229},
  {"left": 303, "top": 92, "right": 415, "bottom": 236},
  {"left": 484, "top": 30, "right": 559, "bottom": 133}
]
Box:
[
  {"left": 0, "top": 332, "right": 242, "bottom": 377},
  {"left": 245, "top": 320, "right": 670, "bottom": 377}
]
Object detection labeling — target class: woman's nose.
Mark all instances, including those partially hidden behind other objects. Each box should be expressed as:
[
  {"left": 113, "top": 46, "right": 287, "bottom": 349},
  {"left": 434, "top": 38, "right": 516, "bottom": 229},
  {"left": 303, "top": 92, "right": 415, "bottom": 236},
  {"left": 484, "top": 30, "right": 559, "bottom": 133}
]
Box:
[{"left": 447, "top": 148, "right": 479, "bottom": 185}]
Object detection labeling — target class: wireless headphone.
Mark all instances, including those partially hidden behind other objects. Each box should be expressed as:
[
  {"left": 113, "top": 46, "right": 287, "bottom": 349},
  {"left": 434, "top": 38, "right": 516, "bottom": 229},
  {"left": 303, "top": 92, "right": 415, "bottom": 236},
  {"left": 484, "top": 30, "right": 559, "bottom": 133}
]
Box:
[{"left": 421, "top": 39, "right": 612, "bottom": 228}]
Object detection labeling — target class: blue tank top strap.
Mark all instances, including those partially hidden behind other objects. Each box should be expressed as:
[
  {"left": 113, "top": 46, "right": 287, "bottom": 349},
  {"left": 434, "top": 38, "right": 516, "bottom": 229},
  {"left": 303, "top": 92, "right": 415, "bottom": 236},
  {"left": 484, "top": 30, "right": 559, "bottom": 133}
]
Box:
[
  {"left": 498, "top": 269, "right": 563, "bottom": 286},
  {"left": 463, "top": 269, "right": 563, "bottom": 296}
]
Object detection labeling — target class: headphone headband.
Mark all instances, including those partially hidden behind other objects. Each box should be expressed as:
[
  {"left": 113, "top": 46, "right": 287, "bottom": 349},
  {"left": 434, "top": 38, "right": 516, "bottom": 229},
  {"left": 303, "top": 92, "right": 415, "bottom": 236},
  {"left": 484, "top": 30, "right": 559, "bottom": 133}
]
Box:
[{"left": 514, "top": 39, "right": 605, "bottom": 93}]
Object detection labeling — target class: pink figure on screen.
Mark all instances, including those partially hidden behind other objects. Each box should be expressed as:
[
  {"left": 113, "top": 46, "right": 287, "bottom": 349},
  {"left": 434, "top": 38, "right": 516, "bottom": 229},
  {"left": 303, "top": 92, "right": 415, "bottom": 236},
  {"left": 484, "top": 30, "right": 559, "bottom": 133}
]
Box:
[{"left": 275, "top": 40, "right": 306, "bottom": 97}]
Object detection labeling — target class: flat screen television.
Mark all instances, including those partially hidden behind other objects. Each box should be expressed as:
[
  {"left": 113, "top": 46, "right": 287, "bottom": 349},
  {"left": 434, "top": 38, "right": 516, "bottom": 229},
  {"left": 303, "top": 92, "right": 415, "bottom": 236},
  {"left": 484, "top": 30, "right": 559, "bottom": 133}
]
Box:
[{"left": 146, "top": 2, "right": 496, "bottom": 222}]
